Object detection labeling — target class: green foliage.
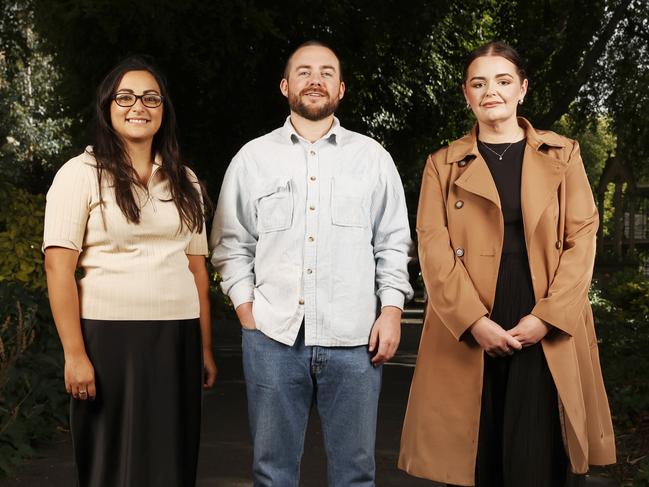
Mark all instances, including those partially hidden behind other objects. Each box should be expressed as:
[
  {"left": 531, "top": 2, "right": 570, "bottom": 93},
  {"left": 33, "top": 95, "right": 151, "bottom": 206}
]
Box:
[
  {"left": 209, "top": 268, "right": 235, "bottom": 319},
  {"left": 0, "top": 182, "right": 46, "bottom": 290},
  {"left": 592, "top": 268, "right": 649, "bottom": 424},
  {"left": 576, "top": 0, "right": 649, "bottom": 182},
  {"left": 591, "top": 267, "right": 649, "bottom": 484},
  {"left": 0, "top": 283, "right": 67, "bottom": 476},
  {"left": 0, "top": 0, "right": 72, "bottom": 192},
  {"left": 636, "top": 457, "right": 649, "bottom": 487},
  {"left": 29, "top": 0, "right": 619, "bottom": 213},
  {"left": 553, "top": 114, "right": 616, "bottom": 187}
]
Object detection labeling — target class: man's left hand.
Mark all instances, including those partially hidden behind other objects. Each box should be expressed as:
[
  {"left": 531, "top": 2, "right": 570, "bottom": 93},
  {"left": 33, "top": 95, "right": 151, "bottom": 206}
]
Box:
[{"left": 369, "top": 306, "right": 402, "bottom": 365}]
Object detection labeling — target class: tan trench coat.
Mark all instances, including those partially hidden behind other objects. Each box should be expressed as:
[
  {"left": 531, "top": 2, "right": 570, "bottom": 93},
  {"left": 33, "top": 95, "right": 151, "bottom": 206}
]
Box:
[{"left": 398, "top": 118, "right": 616, "bottom": 486}]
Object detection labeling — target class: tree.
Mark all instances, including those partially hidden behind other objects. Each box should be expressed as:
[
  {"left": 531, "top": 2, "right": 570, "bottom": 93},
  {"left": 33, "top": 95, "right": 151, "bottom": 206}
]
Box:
[
  {"left": 573, "top": 0, "right": 649, "bottom": 260},
  {"left": 0, "top": 0, "right": 72, "bottom": 192}
]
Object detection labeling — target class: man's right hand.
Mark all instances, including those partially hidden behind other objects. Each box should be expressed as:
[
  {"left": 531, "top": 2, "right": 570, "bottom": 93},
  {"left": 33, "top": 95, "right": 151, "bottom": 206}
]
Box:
[
  {"left": 236, "top": 302, "right": 257, "bottom": 330},
  {"left": 469, "top": 316, "right": 522, "bottom": 358}
]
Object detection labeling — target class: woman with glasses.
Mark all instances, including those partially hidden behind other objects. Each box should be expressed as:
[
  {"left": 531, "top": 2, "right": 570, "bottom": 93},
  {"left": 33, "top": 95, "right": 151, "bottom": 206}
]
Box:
[
  {"left": 399, "top": 41, "right": 615, "bottom": 486},
  {"left": 43, "top": 56, "right": 217, "bottom": 487}
]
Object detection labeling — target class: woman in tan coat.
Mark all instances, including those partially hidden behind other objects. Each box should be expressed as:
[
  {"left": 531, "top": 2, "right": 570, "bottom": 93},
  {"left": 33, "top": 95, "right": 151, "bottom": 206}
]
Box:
[{"left": 399, "top": 41, "right": 615, "bottom": 487}]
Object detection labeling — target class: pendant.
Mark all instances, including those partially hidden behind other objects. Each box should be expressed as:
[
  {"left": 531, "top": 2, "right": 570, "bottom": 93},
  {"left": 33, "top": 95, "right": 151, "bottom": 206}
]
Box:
[{"left": 499, "top": 156, "right": 503, "bottom": 160}]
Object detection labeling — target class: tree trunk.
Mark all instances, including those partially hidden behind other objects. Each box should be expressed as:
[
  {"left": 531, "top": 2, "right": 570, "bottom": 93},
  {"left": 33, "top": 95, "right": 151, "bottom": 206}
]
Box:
[
  {"left": 627, "top": 192, "right": 636, "bottom": 256},
  {"left": 612, "top": 180, "right": 624, "bottom": 261},
  {"left": 596, "top": 189, "right": 606, "bottom": 255}
]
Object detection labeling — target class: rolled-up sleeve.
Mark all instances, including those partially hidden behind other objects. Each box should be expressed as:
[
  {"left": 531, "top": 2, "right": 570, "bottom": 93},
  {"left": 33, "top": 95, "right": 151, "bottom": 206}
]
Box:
[
  {"left": 371, "top": 151, "right": 414, "bottom": 310},
  {"left": 43, "top": 160, "right": 92, "bottom": 252},
  {"left": 209, "top": 153, "right": 257, "bottom": 309}
]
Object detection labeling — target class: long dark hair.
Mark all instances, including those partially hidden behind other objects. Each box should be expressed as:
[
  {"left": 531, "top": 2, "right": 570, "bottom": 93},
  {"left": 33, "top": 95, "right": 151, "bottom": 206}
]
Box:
[
  {"left": 463, "top": 40, "right": 527, "bottom": 83},
  {"left": 91, "top": 55, "right": 209, "bottom": 233}
]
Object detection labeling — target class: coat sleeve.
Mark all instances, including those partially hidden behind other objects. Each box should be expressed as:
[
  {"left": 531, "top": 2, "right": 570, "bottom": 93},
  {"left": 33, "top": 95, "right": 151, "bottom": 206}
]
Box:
[
  {"left": 531, "top": 141, "right": 598, "bottom": 336},
  {"left": 417, "top": 154, "right": 488, "bottom": 340}
]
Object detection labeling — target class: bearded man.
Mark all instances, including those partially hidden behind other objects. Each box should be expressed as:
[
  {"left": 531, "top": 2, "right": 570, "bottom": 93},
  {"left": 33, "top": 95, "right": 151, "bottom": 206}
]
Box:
[{"left": 210, "top": 40, "right": 413, "bottom": 487}]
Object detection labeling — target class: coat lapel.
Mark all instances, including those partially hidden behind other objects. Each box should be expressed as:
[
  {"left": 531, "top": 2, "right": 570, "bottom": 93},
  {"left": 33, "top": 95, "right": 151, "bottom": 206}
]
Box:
[
  {"left": 454, "top": 155, "right": 501, "bottom": 209},
  {"left": 447, "top": 118, "right": 569, "bottom": 236},
  {"left": 447, "top": 128, "right": 500, "bottom": 209},
  {"left": 520, "top": 120, "right": 569, "bottom": 249}
]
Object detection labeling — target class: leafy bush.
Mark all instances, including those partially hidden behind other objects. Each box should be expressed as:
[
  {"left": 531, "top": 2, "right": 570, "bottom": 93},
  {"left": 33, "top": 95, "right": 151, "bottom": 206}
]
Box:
[
  {"left": 636, "top": 457, "right": 649, "bottom": 487},
  {"left": 591, "top": 267, "right": 649, "bottom": 485},
  {"left": 0, "top": 182, "right": 45, "bottom": 290},
  {"left": 593, "top": 268, "right": 649, "bottom": 425},
  {"left": 0, "top": 282, "right": 67, "bottom": 476}
]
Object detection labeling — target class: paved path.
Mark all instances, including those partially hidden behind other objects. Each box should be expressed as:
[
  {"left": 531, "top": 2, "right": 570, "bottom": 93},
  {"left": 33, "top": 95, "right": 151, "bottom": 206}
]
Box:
[{"left": 0, "top": 320, "right": 617, "bottom": 486}]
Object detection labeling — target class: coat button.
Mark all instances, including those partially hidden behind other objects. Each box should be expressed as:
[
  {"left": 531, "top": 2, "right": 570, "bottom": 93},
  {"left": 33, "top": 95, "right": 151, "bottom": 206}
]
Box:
[
  {"left": 458, "top": 159, "right": 468, "bottom": 168},
  {"left": 455, "top": 200, "right": 464, "bottom": 209},
  {"left": 555, "top": 240, "right": 562, "bottom": 249},
  {"left": 455, "top": 247, "right": 465, "bottom": 257},
  {"left": 299, "top": 298, "right": 305, "bottom": 305}
]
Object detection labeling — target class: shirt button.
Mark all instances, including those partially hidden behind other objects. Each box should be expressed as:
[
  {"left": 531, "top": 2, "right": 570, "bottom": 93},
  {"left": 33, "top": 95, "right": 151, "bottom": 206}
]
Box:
[
  {"left": 308, "top": 236, "right": 314, "bottom": 242},
  {"left": 310, "top": 176, "right": 316, "bottom": 181},
  {"left": 455, "top": 200, "right": 464, "bottom": 209},
  {"left": 455, "top": 247, "right": 465, "bottom": 257},
  {"left": 310, "top": 150, "right": 316, "bottom": 156},
  {"left": 458, "top": 160, "right": 468, "bottom": 168},
  {"left": 555, "top": 240, "right": 562, "bottom": 249},
  {"left": 299, "top": 298, "right": 305, "bottom": 305},
  {"left": 309, "top": 205, "right": 316, "bottom": 211},
  {"left": 306, "top": 268, "right": 313, "bottom": 274}
]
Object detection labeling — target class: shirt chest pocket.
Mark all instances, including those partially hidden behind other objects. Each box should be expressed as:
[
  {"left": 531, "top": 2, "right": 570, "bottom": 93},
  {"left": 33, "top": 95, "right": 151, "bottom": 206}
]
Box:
[
  {"left": 256, "top": 180, "right": 294, "bottom": 233},
  {"left": 331, "top": 177, "right": 369, "bottom": 228}
]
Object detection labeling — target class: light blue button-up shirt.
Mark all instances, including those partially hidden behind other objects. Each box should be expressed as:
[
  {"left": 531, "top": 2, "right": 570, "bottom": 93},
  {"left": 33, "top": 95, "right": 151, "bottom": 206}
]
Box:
[{"left": 210, "top": 117, "right": 413, "bottom": 346}]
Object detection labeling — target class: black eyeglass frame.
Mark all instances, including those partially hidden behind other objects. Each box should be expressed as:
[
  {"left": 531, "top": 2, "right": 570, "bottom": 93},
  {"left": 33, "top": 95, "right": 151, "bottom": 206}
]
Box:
[{"left": 111, "top": 93, "right": 164, "bottom": 108}]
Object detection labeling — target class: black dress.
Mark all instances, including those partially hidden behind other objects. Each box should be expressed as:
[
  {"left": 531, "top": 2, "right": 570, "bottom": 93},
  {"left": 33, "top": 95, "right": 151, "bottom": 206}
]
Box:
[{"left": 471, "top": 140, "right": 585, "bottom": 487}]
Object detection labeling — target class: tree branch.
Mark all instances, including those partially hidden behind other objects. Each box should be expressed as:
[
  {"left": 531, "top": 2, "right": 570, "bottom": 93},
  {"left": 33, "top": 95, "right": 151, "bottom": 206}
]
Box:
[{"left": 538, "top": 0, "right": 633, "bottom": 127}]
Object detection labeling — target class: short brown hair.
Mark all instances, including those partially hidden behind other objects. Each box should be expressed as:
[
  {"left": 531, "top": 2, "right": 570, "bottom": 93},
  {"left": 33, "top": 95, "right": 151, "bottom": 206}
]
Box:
[
  {"left": 463, "top": 40, "right": 527, "bottom": 83},
  {"left": 283, "top": 40, "right": 344, "bottom": 81}
]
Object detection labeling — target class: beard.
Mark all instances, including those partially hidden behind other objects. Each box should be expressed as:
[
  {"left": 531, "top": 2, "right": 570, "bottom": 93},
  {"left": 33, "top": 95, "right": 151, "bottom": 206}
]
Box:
[{"left": 288, "top": 87, "right": 340, "bottom": 121}]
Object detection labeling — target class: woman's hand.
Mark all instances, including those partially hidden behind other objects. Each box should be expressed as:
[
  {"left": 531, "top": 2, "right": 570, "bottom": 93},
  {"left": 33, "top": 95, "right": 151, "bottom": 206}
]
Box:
[
  {"left": 508, "top": 314, "right": 551, "bottom": 347},
  {"left": 64, "top": 353, "right": 96, "bottom": 400},
  {"left": 203, "top": 348, "right": 218, "bottom": 388},
  {"left": 470, "top": 316, "right": 522, "bottom": 358}
]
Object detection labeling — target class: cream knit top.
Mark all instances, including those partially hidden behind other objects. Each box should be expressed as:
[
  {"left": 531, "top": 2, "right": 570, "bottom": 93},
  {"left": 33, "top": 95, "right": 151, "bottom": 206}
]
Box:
[{"left": 43, "top": 149, "right": 208, "bottom": 321}]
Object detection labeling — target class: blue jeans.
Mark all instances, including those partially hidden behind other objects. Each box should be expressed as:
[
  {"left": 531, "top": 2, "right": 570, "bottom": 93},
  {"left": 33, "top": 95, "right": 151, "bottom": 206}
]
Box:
[{"left": 242, "top": 327, "right": 382, "bottom": 487}]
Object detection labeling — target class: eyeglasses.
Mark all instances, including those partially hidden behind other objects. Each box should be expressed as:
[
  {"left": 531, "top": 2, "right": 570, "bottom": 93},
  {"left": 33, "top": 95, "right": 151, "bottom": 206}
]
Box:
[{"left": 112, "top": 93, "right": 164, "bottom": 108}]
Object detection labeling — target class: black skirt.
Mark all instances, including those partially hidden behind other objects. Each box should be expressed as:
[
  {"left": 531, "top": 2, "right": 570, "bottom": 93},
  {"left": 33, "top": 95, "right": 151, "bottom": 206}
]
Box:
[
  {"left": 71, "top": 319, "right": 203, "bottom": 487},
  {"left": 474, "top": 253, "right": 584, "bottom": 487}
]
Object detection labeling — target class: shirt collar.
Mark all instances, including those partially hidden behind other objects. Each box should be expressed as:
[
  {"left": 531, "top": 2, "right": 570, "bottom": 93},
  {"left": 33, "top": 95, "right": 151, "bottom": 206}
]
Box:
[{"left": 281, "top": 115, "right": 342, "bottom": 145}]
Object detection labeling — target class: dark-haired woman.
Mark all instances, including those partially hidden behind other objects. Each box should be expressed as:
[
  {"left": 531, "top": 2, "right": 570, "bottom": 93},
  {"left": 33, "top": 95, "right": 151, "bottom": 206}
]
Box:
[
  {"left": 43, "top": 57, "right": 217, "bottom": 487},
  {"left": 399, "top": 41, "right": 615, "bottom": 486}
]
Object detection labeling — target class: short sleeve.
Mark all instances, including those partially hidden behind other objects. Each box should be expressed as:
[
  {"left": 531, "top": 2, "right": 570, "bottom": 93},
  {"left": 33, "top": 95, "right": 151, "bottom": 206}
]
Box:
[
  {"left": 184, "top": 166, "right": 209, "bottom": 256},
  {"left": 43, "top": 159, "right": 93, "bottom": 252},
  {"left": 185, "top": 224, "right": 208, "bottom": 256}
]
